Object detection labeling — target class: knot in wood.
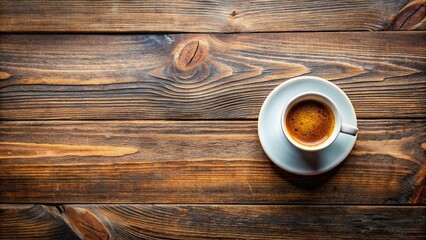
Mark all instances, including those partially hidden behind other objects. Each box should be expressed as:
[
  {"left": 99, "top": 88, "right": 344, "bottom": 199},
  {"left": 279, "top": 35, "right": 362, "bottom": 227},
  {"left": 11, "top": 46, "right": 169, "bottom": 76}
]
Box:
[
  {"left": 387, "top": 0, "right": 425, "bottom": 30},
  {"left": 174, "top": 40, "right": 208, "bottom": 72},
  {"left": 64, "top": 206, "right": 110, "bottom": 240}
]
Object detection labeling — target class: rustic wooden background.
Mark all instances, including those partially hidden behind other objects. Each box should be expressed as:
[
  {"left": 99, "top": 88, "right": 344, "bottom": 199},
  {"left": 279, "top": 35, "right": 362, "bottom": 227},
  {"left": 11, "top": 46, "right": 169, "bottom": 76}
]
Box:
[{"left": 0, "top": 0, "right": 425, "bottom": 239}]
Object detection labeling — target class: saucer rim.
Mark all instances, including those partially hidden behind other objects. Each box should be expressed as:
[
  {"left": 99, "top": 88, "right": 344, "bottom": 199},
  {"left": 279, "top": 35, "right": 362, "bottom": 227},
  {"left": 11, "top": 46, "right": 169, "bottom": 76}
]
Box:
[{"left": 257, "top": 76, "right": 358, "bottom": 175}]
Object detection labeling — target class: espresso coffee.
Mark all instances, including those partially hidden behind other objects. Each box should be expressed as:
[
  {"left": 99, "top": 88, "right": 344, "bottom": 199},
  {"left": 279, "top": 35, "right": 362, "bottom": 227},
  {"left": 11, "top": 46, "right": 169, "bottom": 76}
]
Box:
[{"left": 285, "top": 100, "right": 334, "bottom": 146}]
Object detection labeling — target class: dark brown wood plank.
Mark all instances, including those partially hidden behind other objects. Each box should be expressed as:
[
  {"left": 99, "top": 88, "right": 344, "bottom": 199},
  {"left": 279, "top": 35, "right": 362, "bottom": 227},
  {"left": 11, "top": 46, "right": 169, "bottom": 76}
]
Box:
[
  {"left": 1, "top": 204, "right": 425, "bottom": 239},
  {"left": 0, "top": 0, "right": 425, "bottom": 32},
  {"left": 0, "top": 32, "right": 425, "bottom": 120},
  {"left": 0, "top": 119, "right": 424, "bottom": 204},
  {"left": 0, "top": 205, "right": 78, "bottom": 239}
]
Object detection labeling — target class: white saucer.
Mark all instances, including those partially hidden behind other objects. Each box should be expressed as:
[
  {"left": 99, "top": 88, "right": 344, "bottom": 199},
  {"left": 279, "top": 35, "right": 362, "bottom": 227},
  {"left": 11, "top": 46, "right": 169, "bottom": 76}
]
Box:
[{"left": 258, "top": 76, "right": 358, "bottom": 175}]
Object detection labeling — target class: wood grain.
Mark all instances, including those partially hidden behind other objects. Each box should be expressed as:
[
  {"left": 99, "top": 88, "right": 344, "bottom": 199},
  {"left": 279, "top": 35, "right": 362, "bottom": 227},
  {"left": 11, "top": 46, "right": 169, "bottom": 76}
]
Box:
[
  {"left": 0, "top": 32, "right": 425, "bottom": 120},
  {"left": 0, "top": 120, "right": 424, "bottom": 204},
  {"left": 0, "top": 0, "right": 425, "bottom": 32},
  {"left": 387, "top": 0, "right": 426, "bottom": 30},
  {"left": 0, "top": 205, "right": 79, "bottom": 239},
  {"left": 0, "top": 142, "right": 138, "bottom": 159},
  {"left": 64, "top": 206, "right": 110, "bottom": 240},
  {"left": 1, "top": 204, "right": 425, "bottom": 239}
]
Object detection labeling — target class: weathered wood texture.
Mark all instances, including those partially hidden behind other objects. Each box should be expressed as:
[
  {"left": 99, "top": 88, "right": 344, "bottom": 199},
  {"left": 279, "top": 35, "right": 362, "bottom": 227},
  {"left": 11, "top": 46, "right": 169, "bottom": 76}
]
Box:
[
  {"left": 1, "top": 1, "right": 425, "bottom": 239},
  {"left": 0, "top": 205, "right": 79, "bottom": 239},
  {"left": 1, "top": 204, "right": 425, "bottom": 239},
  {"left": 387, "top": 0, "right": 426, "bottom": 30},
  {"left": 0, "top": 0, "right": 425, "bottom": 32},
  {"left": 1, "top": 120, "right": 424, "bottom": 204},
  {"left": 0, "top": 33, "right": 425, "bottom": 120}
]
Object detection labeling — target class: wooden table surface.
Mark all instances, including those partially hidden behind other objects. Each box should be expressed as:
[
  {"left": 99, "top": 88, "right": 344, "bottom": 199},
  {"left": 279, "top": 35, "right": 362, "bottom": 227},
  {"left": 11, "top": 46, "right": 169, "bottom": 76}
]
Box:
[{"left": 0, "top": 1, "right": 425, "bottom": 239}]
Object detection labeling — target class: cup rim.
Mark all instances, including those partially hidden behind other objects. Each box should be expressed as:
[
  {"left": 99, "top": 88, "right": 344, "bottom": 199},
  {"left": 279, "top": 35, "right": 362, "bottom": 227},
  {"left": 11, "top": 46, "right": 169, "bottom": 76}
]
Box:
[{"left": 281, "top": 91, "right": 341, "bottom": 152}]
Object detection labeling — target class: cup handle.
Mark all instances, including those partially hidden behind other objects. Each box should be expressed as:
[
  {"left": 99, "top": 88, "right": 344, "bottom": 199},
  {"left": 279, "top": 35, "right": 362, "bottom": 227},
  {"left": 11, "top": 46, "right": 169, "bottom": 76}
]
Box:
[{"left": 341, "top": 123, "right": 358, "bottom": 136}]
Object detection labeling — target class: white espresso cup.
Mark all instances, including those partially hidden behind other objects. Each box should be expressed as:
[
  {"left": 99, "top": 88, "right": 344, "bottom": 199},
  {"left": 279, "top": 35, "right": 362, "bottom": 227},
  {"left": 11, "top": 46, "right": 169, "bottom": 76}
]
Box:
[{"left": 281, "top": 92, "right": 358, "bottom": 152}]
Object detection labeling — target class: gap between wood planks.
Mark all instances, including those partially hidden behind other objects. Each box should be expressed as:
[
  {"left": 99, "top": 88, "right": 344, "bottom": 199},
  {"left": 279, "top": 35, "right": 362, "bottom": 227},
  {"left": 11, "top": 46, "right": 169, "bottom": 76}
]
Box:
[
  {"left": 1, "top": 203, "right": 425, "bottom": 207},
  {"left": 0, "top": 118, "right": 424, "bottom": 122},
  {"left": 2, "top": 30, "right": 419, "bottom": 34}
]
